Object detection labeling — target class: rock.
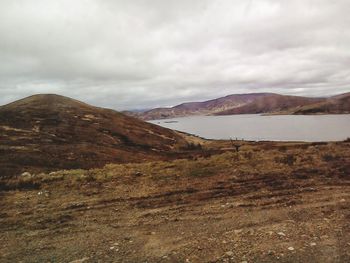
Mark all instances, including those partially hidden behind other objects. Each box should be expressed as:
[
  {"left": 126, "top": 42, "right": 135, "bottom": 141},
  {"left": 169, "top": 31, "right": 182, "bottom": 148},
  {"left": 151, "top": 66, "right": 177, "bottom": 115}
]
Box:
[
  {"left": 69, "top": 257, "right": 89, "bottom": 263},
  {"left": 277, "top": 232, "right": 286, "bottom": 237},
  {"left": 310, "top": 242, "right": 316, "bottom": 246},
  {"left": 110, "top": 246, "right": 115, "bottom": 250},
  {"left": 234, "top": 229, "right": 243, "bottom": 234},
  {"left": 21, "top": 172, "right": 31, "bottom": 177},
  {"left": 288, "top": 247, "right": 295, "bottom": 251},
  {"left": 225, "top": 251, "right": 234, "bottom": 256},
  {"left": 134, "top": 171, "right": 142, "bottom": 177},
  {"left": 340, "top": 199, "right": 346, "bottom": 202},
  {"left": 38, "top": 191, "right": 50, "bottom": 196}
]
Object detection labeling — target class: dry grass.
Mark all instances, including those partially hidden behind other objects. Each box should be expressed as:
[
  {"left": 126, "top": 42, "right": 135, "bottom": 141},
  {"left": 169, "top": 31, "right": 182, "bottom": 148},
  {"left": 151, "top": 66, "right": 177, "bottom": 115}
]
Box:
[
  {"left": 2, "top": 141, "right": 349, "bottom": 191},
  {"left": 1, "top": 141, "right": 349, "bottom": 262}
]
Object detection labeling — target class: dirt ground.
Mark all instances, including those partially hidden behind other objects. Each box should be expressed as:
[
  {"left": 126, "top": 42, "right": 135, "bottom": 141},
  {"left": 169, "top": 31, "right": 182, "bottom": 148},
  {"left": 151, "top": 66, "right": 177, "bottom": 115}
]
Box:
[{"left": 0, "top": 141, "right": 349, "bottom": 262}]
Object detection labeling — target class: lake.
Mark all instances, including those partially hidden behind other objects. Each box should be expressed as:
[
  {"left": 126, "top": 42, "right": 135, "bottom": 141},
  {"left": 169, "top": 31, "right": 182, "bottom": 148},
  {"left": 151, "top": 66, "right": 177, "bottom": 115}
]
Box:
[{"left": 149, "top": 114, "right": 350, "bottom": 142}]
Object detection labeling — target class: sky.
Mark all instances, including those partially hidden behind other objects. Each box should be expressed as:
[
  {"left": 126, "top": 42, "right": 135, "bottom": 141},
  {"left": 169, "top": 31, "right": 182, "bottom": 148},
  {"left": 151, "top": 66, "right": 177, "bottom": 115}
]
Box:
[{"left": 0, "top": 0, "right": 349, "bottom": 110}]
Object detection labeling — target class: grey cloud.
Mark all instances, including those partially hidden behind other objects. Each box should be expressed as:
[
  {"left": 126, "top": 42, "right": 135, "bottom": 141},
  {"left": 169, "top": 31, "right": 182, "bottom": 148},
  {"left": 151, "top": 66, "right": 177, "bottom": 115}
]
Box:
[{"left": 0, "top": 0, "right": 349, "bottom": 110}]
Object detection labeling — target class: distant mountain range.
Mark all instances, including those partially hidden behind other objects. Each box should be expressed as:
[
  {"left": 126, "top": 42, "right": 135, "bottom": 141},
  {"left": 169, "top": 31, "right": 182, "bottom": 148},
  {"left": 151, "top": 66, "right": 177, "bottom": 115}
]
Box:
[
  {"left": 126, "top": 92, "right": 350, "bottom": 120},
  {"left": 0, "top": 94, "right": 190, "bottom": 177}
]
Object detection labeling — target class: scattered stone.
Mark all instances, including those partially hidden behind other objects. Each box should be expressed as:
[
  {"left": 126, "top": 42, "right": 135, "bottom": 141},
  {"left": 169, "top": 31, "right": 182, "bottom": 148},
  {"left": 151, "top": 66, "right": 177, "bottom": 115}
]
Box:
[
  {"left": 37, "top": 190, "right": 50, "bottom": 197},
  {"left": 340, "top": 199, "right": 346, "bottom": 202},
  {"left": 110, "top": 246, "right": 115, "bottom": 250},
  {"left": 21, "top": 172, "right": 31, "bottom": 177},
  {"left": 277, "top": 232, "right": 286, "bottom": 237},
  {"left": 288, "top": 247, "right": 295, "bottom": 251},
  {"left": 225, "top": 251, "right": 234, "bottom": 256},
  {"left": 310, "top": 242, "right": 316, "bottom": 246},
  {"left": 151, "top": 232, "right": 156, "bottom": 235}
]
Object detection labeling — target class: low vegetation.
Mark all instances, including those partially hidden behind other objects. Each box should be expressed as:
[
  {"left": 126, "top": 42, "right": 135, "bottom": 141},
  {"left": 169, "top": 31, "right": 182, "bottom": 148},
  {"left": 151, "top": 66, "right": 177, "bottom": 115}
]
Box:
[{"left": 1, "top": 140, "right": 349, "bottom": 262}]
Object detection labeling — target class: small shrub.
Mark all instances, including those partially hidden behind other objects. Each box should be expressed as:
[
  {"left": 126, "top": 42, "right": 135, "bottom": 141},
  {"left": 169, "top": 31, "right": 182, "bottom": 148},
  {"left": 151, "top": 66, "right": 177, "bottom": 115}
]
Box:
[
  {"left": 275, "top": 154, "right": 296, "bottom": 166},
  {"left": 322, "top": 154, "right": 340, "bottom": 162},
  {"left": 243, "top": 151, "right": 253, "bottom": 160},
  {"left": 278, "top": 146, "right": 287, "bottom": 152},
  {"left": 184, "top": 143, "right": 202, "bottom": 150}
]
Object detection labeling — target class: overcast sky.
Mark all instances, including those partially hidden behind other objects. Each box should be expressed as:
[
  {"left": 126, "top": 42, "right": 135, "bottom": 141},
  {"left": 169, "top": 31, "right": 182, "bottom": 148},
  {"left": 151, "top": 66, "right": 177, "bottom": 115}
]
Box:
[{"left": 0, "top": 0, "right": 349, "bottom": 110}]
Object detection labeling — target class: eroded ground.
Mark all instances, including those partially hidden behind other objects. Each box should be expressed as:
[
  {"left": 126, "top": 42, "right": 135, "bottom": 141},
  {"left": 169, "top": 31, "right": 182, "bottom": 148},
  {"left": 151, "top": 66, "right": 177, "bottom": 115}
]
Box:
[{"left": 0, "top": 141, "right": 349, "bottom": 262}]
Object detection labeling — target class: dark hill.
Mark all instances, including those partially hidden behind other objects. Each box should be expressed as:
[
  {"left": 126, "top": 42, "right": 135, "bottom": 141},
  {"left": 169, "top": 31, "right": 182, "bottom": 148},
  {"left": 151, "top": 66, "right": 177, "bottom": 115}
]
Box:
[{"left": 0, "top": 94, "right": 189, "bottom": 177}]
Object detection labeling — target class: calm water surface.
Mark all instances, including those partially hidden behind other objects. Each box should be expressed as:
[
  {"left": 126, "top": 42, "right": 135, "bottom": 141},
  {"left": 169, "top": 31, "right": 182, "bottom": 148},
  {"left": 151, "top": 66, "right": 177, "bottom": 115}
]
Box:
[{"left": 149, "top": 114, "right": 350, "bottom": 142}]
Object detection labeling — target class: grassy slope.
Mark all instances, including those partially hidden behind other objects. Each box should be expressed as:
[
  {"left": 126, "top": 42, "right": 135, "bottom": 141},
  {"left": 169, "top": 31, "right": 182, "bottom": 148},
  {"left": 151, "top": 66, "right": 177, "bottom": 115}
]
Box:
[{"left": 1, "top": 140, "right": 349, "bottom": 262}]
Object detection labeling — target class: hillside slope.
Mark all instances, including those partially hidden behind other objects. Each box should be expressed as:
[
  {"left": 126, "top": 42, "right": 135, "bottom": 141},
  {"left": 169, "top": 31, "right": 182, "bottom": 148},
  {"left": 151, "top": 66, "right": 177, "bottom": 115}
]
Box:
[
  {"left": 1, "top": 140, "right": 349, "bottom": 262},
  {"left": 136, "top": 93, "right": 271, "bottom": 120},
  {"left": 292, "top": 92, "right": 350, "bottom": 114},
  {"left": 0, "top": 94, "right": 189, "bottom": 177},
  {"left": 131, "top": 92, "right": 349, "bottom": 120},
  {"left": 214, "top": 94, "right": 324, "bottom": 115}
]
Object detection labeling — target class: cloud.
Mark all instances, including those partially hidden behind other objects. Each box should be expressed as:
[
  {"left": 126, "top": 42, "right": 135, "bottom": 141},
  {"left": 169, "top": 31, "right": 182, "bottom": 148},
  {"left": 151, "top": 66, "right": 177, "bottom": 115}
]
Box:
[{"left": 0, "top": 0, "right": 349, "bottom": 109}]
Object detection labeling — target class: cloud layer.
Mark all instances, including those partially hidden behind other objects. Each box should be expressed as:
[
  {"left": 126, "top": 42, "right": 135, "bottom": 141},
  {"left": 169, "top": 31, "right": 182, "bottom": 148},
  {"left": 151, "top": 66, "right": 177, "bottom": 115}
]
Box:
[{"left": 0, "top": 0, "right": 349, "bottom": 109}]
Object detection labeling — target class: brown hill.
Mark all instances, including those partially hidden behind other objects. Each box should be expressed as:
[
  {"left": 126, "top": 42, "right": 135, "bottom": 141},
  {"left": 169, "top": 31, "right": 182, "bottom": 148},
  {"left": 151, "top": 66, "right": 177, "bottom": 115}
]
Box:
[
  {"left": 131, "top": 92, "right": 349, "bottom": 120},
  {"left": 292, "top": 92, "right": 350, "bottom": 114},
  {"left": 136, "top": 93, "right": 272, "bottom": 120},
  {"left": 214, "top": 94, "right": 325, "bottom": 115},
  {"left": 0, "top": 94, "right": 189, "bottom": 177}
]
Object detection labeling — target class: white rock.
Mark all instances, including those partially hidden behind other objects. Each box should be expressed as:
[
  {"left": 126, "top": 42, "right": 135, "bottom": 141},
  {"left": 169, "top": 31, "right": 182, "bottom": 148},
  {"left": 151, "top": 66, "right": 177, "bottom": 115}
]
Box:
[
  {"left": 310, "top": 242, "right": 316, "bottom": 246},
  {"left": 288, "top": 247, "right": 295, "bottom": 251},
  {"left": 277, "top": 232, "right": 286, "bottom": 236}
]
